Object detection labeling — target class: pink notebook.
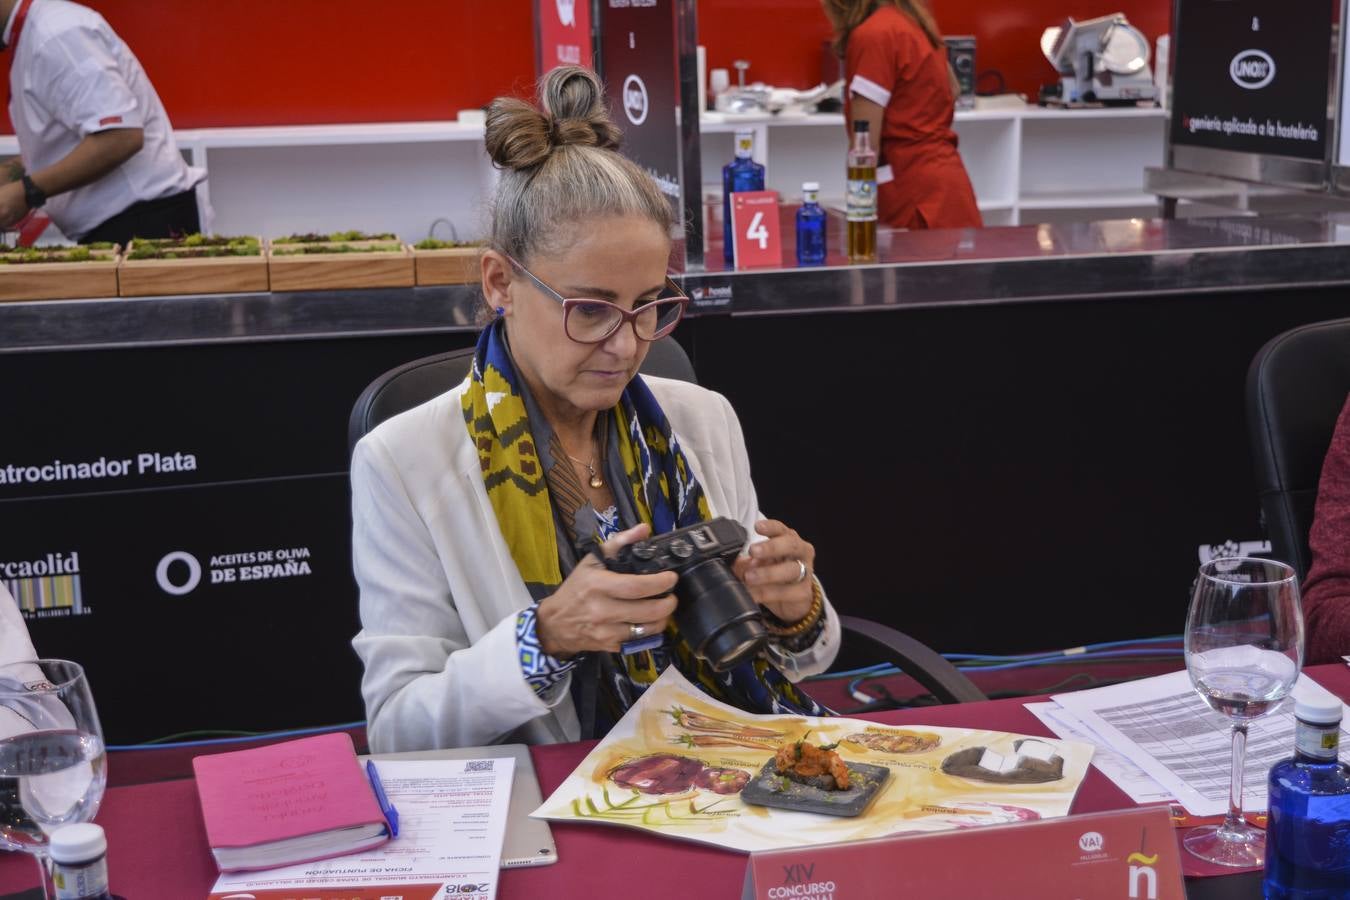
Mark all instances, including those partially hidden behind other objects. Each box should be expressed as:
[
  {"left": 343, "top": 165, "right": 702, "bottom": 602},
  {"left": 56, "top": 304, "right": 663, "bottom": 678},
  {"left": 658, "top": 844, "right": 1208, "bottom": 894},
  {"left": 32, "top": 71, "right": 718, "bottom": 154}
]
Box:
[{"left": 192, "top": 731, "right": 390, "bottom": 872}]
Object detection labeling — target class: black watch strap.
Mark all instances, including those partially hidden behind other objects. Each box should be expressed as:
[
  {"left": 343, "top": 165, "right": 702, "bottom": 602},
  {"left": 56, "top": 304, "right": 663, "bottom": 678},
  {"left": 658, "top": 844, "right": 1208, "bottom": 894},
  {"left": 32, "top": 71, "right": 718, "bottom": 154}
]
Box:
[{"left": 21, "top": 174, "right": 45, "bottom": 209}]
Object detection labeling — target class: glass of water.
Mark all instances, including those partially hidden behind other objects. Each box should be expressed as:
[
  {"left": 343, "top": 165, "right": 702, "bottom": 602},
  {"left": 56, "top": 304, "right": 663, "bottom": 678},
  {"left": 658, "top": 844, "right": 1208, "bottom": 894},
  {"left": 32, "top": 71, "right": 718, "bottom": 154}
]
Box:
[
  {"left": 1184, "top": 557, "right": 1304, "bottom": 867},
  {"left": 0, "top": 659, "right": 107, "bottom": 899}
]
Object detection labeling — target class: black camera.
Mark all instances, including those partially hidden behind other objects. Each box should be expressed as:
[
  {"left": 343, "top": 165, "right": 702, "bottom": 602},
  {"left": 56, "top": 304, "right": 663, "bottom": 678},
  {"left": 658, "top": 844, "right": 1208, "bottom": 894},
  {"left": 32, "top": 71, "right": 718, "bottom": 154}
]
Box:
[{"left": 604, "top": 517, "right": 769, "bottom": 671}]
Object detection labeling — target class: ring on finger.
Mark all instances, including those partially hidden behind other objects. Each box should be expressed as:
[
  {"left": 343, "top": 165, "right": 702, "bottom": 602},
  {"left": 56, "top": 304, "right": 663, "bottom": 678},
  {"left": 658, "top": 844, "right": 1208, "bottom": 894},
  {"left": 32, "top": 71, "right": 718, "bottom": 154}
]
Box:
[
  {"left": 629, "top": 622, "right": 646, "bottom": 639},
  {"left": 793, "top": 559, "right": 808, "bottom": 584}
]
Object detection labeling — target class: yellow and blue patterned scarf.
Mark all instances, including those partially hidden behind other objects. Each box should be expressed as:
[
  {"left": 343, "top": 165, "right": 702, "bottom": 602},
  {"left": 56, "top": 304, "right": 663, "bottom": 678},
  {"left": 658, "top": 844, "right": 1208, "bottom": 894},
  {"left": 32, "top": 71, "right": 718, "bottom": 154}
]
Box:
[{"left": 462, "top": 320, "right": 824, "bottom": 724}]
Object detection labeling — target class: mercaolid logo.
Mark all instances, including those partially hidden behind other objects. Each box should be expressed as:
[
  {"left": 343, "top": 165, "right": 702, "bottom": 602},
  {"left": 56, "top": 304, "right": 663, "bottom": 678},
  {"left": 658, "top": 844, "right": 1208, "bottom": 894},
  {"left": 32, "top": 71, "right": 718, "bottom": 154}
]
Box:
[
  {"left": 3, "top": 552, "right": 87, "bottom": 618},
  {"left": 1230, "top": 49, "right": 1275, "bottom": 89},
  {"left": 555, "top": 0, "right": 575, "bottom": 27},
  {"left": 623, "top": 74, "right": 649, "bottom": 126}
]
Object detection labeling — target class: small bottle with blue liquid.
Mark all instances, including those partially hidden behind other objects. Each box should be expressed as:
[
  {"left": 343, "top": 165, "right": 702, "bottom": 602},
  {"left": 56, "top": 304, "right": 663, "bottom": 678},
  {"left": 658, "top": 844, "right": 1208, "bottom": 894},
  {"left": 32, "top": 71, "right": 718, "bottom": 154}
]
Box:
[
  {"left": 1263, "top": 695, "right": 1350, "bottom": 899},
  {"left": 722, "top": 128, "right": 764, "bottom": 266},
  {"left": 795, "top": 181, "right": 826, "bottom": 266}
]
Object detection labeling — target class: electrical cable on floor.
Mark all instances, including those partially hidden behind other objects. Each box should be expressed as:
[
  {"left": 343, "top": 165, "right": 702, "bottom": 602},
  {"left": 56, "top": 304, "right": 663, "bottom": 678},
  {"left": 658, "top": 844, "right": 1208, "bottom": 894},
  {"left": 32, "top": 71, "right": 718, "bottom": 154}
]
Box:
[
  {"left": 108, "top": 720, "right": 367, "bottom": 752},
  {"left": 109, "top": 638, "right": 1185, "bottom": 748}
]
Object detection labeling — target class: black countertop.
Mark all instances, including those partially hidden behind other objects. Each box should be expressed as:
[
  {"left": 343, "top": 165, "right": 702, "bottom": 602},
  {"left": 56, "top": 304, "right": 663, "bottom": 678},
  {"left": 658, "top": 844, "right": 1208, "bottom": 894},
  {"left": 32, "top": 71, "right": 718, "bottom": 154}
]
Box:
[{"left": 3, "top": 211, "right": 1350, "bottom": 352}]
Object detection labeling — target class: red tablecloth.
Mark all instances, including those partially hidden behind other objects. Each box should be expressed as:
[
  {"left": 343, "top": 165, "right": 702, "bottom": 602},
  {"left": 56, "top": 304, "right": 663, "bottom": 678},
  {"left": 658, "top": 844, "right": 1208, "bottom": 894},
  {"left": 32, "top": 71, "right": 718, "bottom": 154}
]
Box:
[{"left": 5, "top": 664, "right": 1343, "bottom": 900}]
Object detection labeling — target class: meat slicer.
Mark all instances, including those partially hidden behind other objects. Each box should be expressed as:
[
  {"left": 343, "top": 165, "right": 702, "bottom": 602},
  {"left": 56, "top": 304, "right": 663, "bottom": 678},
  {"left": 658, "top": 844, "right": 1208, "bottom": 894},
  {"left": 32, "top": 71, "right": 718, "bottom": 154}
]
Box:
[{"left": 1040, "top": 12, "right": 1157, "bottom": 105}]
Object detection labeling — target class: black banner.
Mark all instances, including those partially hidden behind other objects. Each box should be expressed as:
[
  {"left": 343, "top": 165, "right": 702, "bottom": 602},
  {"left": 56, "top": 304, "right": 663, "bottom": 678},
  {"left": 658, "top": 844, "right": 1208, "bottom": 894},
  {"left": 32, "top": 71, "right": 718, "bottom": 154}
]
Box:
[
  {"left": 1170, "top": 0, "right": 1332, "bottom": 160},
  {"left": 597, "top": 0, "right": 681, "bottom": 216},
  {"left": 0, "top": 333, "right": 470, "bottom": 743}
]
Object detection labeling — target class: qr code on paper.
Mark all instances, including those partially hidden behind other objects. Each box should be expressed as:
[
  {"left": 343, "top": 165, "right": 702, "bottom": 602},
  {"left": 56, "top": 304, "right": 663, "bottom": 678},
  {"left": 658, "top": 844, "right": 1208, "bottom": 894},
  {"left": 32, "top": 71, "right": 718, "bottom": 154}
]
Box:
[{"left": 465, "top": 759, "right": 495, "bottom": 772}]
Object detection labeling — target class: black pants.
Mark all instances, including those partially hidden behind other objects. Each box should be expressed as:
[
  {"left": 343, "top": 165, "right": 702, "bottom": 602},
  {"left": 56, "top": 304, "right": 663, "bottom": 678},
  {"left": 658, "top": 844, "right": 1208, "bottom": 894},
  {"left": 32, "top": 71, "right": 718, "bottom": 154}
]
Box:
[{"left": 78, "top": 189, "right": 201, "bottom": 246}]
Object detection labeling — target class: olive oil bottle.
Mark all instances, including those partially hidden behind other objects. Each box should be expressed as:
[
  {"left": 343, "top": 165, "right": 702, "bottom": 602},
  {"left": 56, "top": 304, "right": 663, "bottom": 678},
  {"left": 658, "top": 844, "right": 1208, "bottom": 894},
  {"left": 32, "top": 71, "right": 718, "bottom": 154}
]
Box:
[{"left": 846, "top": 120, "right": 877, "bottom": 262}]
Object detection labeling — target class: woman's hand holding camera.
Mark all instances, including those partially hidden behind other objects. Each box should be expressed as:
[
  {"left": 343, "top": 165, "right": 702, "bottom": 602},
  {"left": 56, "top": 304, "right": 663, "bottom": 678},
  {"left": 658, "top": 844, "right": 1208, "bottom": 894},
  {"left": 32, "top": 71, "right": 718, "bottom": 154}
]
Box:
[
  {"left": 732, "top": 519, "right": 816, "bottom": 624},
  {"left": 536, "top": 524, "right": 678, "bottom": 659}
]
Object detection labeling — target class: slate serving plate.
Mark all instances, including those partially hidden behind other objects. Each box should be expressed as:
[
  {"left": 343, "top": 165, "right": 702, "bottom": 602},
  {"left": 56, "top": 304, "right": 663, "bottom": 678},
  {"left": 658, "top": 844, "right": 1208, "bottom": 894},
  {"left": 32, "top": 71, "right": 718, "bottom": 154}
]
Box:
[
  {"left": 939, "top": 740, "right": 1065, "bottom": 785},
  {"left": 739, "top": 758, "right": 891, "bottom": 817}
]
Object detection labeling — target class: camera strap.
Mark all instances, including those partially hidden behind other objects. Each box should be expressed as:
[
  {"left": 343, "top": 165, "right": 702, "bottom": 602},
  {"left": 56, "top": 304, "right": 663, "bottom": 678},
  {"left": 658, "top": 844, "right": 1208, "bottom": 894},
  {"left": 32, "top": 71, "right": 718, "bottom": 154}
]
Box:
[{"left": 570, "top": 652, "right": 600, "bottom": 741}]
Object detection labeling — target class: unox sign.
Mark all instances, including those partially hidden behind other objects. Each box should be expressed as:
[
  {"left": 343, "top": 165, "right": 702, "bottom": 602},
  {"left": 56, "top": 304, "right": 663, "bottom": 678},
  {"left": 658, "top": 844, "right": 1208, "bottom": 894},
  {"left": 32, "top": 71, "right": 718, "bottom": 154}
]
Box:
[
  {"left": 598, "top": 0, "right": 682, "bottom": 208},
  {"left": 533, "top": 0, "right": 592, "bottom": 73},
  {"left": 1170, "top": 0, "right": 1329, "bottom": 161},
  {"left": 622, "top": 74, "right": 650, "bottom": 125},
  {"left": 1230, "top": 49, "right": 1275, "bottom": 89}
]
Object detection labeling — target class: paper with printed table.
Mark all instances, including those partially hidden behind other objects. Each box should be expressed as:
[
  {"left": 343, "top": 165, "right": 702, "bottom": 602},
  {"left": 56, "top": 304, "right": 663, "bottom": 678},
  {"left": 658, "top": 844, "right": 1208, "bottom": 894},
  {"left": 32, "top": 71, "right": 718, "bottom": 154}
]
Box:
[{"left": 532, "top": 667, "right": 1094, "bottom": 852}]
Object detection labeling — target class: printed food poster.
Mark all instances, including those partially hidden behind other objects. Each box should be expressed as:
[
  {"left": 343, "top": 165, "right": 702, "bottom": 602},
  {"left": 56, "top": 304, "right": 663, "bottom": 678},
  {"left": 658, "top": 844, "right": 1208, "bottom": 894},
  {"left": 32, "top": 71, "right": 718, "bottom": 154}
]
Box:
[{"left": 533, "top": 668, "right": 1094, "bottom": 852}]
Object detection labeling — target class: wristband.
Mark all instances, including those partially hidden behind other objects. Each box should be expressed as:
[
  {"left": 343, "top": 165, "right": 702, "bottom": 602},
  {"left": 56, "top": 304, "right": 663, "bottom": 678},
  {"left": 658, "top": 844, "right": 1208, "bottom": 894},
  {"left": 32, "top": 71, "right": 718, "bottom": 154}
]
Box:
[{"left": 21, "top": 174, "right": 45, "bottom": 210}]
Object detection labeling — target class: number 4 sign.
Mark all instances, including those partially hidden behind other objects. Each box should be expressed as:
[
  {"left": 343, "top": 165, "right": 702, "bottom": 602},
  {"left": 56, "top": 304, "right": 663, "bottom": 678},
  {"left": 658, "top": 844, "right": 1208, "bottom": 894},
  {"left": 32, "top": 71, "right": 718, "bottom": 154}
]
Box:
[{"left": 730, "top": 191, "right": 782, "bottom": 269}]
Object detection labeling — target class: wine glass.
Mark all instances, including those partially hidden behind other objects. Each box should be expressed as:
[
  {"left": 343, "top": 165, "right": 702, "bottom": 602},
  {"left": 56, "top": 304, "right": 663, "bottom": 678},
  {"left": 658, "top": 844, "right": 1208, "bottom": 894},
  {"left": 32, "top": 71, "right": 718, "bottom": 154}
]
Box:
[
  {"left": 1184, "top": 557, "right": 1304, "bottom": 867},
  {"left": 0, "top": 659, "right": 107, "bottom": 900}
]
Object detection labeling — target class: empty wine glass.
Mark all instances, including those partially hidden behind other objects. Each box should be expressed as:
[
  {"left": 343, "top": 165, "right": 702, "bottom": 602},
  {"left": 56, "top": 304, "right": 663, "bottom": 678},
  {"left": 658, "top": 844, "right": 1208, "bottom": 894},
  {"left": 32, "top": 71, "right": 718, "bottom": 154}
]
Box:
[
  {"left": 1184, "top": 557, "right": 1304, "bottom": 867},
  {"left": 0, "top": 659, "right": 107, "bottom": 899}
]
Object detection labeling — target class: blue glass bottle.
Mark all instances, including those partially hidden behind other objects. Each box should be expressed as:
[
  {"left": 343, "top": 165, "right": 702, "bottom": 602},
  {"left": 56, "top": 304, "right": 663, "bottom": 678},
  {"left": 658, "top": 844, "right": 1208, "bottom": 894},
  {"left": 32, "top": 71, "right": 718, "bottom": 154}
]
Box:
[
  {"left": 722, "top": 128, "right": 765, "bottom": 267},
  {"left": 795, "top": 181, "right": 826, "bottom": 266},
  {"left": 1264, "top": 697, "right": 1350, "bottom": 899}
]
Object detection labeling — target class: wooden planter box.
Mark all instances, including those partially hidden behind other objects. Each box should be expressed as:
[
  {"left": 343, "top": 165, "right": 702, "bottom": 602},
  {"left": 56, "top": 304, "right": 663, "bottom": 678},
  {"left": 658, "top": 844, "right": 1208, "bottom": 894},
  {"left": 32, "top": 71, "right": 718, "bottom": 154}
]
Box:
[
  {"left": 118, "top": 239, "right": 268, "bottom": 297},
  {"left": 0, "top": 247, "right": 119, "bottom": 302},
  {"left": 267, "top": 240, "right": 414, "bottom": 292},
  {"left": 412, "top": 245, "right": 480, "bottom": 286}
]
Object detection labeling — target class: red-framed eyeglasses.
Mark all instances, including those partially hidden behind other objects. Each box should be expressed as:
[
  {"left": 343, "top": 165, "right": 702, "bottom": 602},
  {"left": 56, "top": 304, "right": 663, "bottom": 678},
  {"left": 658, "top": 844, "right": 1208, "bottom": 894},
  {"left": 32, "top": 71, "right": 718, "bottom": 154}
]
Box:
[{"left": 505, "top": 253, "right": 689, "bottom": 344}]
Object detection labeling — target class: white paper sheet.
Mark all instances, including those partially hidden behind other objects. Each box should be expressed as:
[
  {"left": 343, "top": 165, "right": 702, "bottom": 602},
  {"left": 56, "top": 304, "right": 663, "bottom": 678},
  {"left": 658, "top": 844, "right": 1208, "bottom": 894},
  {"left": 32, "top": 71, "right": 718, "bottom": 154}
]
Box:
[
  {"left": 532, "top": 667, "right": 1095, "bottom": 853},
  {"left": 1050, "top": 670, "right": 1348, "bottom": 817},
  {"left": 209, "top": 756, "right": 515, "bottom": 900},
  {"left": 1024, "top": 700, "right": 1174, "bottom": 805}
]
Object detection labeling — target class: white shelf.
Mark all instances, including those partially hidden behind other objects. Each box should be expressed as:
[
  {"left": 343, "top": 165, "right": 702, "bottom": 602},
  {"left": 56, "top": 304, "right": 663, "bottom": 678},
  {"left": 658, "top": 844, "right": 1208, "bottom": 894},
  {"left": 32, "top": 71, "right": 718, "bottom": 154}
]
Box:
[
  {"left": 183, "top": 120, "right": 486, "bottom": 149},
  {"left": 701, "top": 97, "right": 1165, "bottom": 226},
  {"left": 0, "top": 97, "right": 1165, "bottom": 240},
  {"left": 1020, "top": 106, "right": 1166, "bottom": 121},
  {"left": 1019, "top": 191, "right": 1160, "bottom": 210}
]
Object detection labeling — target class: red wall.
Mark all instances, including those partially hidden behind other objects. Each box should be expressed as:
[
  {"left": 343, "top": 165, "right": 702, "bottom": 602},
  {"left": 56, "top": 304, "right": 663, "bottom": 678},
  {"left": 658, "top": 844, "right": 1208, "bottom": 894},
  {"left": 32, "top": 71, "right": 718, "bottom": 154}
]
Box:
[
  {"left": 20, "top": 0, "right": 538, "bottom": 129},
  {"left": 0, "top": 1, "right": 1171, "bottom": 132},
  {"left": 698, "top": 1, "right": 1173, "bottom": 100}
]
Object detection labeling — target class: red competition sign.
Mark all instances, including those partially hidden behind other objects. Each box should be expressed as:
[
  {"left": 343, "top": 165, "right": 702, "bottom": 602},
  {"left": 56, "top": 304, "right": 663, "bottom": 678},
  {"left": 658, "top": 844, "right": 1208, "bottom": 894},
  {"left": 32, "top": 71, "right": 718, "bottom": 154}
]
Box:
[
  {"left": 730, "top": 191, "right": 782, "bottom": 269},
  {"left": 742, "top": 806, "right": 1185, "bottom": 900},
  {"left": 534, "top": 0, "right": 592, "bottom": 74}
]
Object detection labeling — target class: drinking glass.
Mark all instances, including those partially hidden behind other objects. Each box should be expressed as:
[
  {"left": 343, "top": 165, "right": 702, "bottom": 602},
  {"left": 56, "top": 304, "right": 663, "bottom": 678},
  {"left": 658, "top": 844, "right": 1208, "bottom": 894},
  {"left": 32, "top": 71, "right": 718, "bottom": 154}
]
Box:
[
  {"left": 1183, "top": 557, "right": 1303, "bottom": 867},
  {"left": 0, "top": 659, "right": 107, "bottom": 899}
]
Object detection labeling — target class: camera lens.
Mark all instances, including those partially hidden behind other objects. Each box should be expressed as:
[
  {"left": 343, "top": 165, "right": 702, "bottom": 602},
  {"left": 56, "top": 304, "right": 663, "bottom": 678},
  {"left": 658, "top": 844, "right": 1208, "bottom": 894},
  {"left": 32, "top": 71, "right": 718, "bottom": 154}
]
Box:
[{"left": 674, "top": 558, "right": 768, "bottom": 671}]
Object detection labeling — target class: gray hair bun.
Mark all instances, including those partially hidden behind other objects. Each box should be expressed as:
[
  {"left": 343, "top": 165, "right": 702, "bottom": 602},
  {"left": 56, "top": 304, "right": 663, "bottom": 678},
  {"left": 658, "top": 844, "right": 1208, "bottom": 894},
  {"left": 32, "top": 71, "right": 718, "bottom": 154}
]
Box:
[{"left": 485, "top": 66, "right": 622, "bottom": 172}]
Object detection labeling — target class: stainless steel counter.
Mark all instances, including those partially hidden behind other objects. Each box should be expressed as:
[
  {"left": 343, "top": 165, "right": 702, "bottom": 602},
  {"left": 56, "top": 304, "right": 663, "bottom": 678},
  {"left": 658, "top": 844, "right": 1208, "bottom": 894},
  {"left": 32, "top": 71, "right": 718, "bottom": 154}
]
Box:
[{"left": 4, "top": 211, "right": 1350, "bottom": 352}]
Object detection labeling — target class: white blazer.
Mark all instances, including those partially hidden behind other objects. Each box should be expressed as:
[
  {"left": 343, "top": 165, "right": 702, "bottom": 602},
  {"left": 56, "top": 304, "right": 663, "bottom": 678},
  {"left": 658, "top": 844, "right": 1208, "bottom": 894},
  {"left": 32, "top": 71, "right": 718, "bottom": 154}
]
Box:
[{"left": 351, "top": 375, "right": 840, "bottom": 752}]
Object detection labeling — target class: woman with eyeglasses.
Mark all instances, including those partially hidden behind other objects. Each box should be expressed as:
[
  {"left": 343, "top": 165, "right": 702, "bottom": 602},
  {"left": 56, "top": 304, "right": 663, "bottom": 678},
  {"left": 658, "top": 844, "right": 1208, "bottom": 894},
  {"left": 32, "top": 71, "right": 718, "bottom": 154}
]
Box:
[{"left": 350, "top": 66, "right": 838, "bottom": 752}]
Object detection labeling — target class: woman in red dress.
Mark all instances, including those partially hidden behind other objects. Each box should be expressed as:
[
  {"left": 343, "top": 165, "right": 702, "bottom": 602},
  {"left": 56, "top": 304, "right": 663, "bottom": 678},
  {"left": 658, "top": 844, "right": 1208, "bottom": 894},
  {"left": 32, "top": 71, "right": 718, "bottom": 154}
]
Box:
[{"left": 822, "top": 0, "right": 982, "bottom": 230}]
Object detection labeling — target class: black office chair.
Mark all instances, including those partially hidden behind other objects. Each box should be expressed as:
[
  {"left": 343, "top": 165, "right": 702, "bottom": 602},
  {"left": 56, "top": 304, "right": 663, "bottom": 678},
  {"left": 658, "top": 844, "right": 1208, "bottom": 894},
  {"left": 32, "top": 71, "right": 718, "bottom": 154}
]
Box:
[
  {"left": 1246, "top": 316, "right": 1350, "bottom": 580},
  {"left": 348, "top": 337, "right": 986, "bottom": 705}
]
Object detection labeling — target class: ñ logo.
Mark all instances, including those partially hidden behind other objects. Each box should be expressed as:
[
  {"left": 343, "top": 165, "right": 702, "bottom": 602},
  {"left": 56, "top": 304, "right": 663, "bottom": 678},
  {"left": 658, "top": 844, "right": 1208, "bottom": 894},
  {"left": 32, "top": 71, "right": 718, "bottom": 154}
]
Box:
[
  {"left": 555, "top": 0, "right": 575, "bottom": 27},
  {"left": 622, "top": 74, "right": 649, "bottom": 126},
  {"left": 1079, "top": 831, "right": 1105, "bottom": 852},
  {"left": 1230, "top": 49, "right": 1275, "bottom": 89}
]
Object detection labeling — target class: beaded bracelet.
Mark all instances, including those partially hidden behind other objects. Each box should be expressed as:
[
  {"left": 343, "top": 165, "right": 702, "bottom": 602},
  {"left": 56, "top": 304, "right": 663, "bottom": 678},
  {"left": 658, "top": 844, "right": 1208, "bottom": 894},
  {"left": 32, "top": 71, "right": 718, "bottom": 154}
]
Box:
[{"left": 762, "top": 577, "right": 824, "bottom": 638}]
